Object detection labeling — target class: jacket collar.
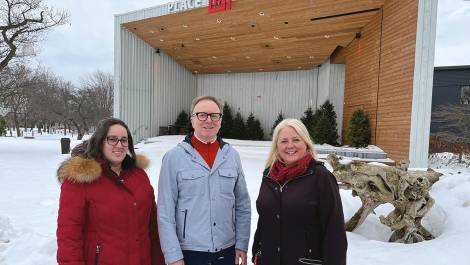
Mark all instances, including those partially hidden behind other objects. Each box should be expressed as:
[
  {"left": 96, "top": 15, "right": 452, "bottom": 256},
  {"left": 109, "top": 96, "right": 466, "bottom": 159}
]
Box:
[
  {"left": 57, "top": 154, "right": 149, "bottom": 184},
  {"left": 263, "top": 159, "right": 323, "bottom": 179},
  {"left": 180, "top": 135, "right": 231, "bottom": 172},
  {"left": 183, "top": 133, "right": 228, "bottom": 149}
]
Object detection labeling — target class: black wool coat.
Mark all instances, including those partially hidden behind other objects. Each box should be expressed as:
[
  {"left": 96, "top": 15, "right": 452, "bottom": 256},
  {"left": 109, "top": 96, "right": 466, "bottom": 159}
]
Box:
[{"left": 252, "top": 160, "right": 347, "bottom": 265}]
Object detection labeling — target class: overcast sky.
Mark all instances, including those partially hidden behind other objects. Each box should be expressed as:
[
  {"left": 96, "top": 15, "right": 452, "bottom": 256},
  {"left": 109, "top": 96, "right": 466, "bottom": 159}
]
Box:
[{"left": 36, "top": 0, "right": 470, "bottom": 85}]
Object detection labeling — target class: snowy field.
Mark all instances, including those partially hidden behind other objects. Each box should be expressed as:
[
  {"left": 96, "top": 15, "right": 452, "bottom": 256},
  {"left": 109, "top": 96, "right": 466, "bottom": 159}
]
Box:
[{"left": 1, "top": 134, "right": 470, "bottom": 265}]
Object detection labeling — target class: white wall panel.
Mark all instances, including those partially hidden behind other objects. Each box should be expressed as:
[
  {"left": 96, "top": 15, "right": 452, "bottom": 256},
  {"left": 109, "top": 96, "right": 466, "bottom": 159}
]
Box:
[
  {"left": 318, "top": 60, "right": 331, "bottom": 108},
  {"left": 315, "top": 59, "right": 346, "bottom": 141},
  {"left": 152, "top": 52, "right": 197, "bottom": 135},
  {"left": 330, "top": 63, "right": 345, "bottom": 141},
  {"left": 197, "top": 70, "right": 318, "bottom": 138},
  {"left": 117, "top": 28, "right": 154, "bottom": 141},
  {"left": 114, "top": 5, "right": 169, "bottom": 141},
  {"left": 115, "top": 4, "right": 197, "bottom": 141},
  {"left": 409, "top": 0, "right": 438, "bottom": 169}
]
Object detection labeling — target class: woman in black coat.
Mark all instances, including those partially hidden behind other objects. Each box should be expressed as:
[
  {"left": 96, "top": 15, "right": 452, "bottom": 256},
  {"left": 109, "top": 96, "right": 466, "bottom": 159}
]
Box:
[{"left": 252, "top": 119, "right": 347, "bottom": 265}]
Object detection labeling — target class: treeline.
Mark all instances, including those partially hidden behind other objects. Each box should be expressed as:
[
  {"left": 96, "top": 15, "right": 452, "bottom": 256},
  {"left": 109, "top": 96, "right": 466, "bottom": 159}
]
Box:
[
  {"left": 300, "top": 101, "right": 371, "bottom": 148},
  {"left": 171, "top": 100, "right": 372, "bottom": 147},
  {"left": 173, "top": 102, "right": 265, "bottom": 140},
  {"left": 0, "top": 63, "right": 113, "bottom": 139},
  {"left": 0, "top": 0, "right": 110, "bottom": 140}
]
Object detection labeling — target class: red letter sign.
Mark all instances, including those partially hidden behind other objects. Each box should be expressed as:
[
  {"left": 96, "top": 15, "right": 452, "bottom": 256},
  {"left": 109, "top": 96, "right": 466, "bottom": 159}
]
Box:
[{"left": 208, "top": 0, "right": 231, "bottom": 13}]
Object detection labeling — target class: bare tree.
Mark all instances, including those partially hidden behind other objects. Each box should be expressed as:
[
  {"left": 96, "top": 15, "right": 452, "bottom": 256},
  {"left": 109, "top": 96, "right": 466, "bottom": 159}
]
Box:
[
  {"left": 0, "top": 0, "right": 69, "bottom": 72},
  {"left": 0, "top": 62, "right": 16, "bottom": 101},
  {"left": 0, "top": 64, "right": 33, "bottom": 136},
  {"left": 44, "top": 71, "right": 114, "bottom": 140},
  {"left": 79, "top": 70, "right": 114, "bottom": 120},
  {"left": 432, "top": 104, "right": 470, "bottom": 162},
  {"left": 46, "top": 79, "right": 77, "bottom": 134},
  {"left": 1, "top": 64, "right": 114, "bottom": 139},
  {"left": 25, "top": 66, "right": 60, "bottom": 132},
  {"left": 66, "top": 71, "right": 114, "bottom": 139}
]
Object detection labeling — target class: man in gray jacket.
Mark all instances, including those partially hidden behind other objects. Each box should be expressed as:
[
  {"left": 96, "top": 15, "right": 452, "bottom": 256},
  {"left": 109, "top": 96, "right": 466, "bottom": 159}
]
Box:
[{"left": 158, "top": 96, "right": 251, "bottom": 265}]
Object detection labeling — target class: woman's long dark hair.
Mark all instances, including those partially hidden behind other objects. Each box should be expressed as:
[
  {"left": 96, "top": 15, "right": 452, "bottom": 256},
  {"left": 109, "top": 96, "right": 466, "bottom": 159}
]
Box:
[{"left": 85, "top": 118, "right": 136, "bottom": 169}]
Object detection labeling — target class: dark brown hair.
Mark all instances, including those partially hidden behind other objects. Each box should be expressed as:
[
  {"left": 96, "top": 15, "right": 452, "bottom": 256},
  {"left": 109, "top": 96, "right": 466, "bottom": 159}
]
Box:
[{"left": 85, "top": 118, "right": 136, "bottom": 169}]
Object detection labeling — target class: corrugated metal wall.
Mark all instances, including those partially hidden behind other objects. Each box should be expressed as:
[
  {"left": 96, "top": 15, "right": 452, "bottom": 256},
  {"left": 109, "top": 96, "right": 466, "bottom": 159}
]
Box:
[
  {"left": 329, "top": 63, "right": 345, "bottom": 141},
  {"left": 197, "top": 70, "right": 319, "bottom": 137},
  {"left": 317, "top": 60, "right": 331, "bottom": 108},
  {"left": 313, "top": 59, "right": 345, "bottom": 141},
  {"left": 152, "top": 52, "right": 197, "bottom": 135},
  {"left": 114, "top": 5, "right": 169, "bottom": 141},
  {"left": 117, "top": 28, "right": 154, "bottom": 141}
]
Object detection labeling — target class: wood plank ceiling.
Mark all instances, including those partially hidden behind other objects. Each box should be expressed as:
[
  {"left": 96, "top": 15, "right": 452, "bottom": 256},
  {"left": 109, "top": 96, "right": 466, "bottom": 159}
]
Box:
[{"left": 124, "top": 0, "right": 385, "bottom": 74}]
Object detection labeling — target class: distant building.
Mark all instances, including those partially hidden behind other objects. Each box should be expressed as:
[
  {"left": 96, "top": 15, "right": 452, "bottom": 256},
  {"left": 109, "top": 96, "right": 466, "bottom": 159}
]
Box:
[
  {"left": 432, "top": 65, "right": 470, "bottom": 111},
  {"left": 430, "top": 65, "right": 470, "bottom": 143},
  {"left": 431, "top": 65, "right": 470, "bottom": 134}
]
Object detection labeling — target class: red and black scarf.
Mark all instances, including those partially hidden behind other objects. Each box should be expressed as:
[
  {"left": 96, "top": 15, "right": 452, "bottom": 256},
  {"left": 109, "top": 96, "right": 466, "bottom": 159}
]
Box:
[{"left": 269, "top": 154, "right": 313, "bottom": 183}]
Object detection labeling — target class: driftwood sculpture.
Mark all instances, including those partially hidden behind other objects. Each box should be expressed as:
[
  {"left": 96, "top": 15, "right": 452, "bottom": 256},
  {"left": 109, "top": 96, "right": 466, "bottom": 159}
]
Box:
[{"left": 326, "top": 154, "right": 442, "bottom": 243}]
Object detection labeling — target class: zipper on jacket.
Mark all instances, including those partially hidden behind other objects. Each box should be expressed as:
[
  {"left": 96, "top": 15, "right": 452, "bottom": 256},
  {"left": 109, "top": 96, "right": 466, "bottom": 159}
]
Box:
[
  {"left": 261, "top": 165, "right": 316, "bottom": 264},
  {"left": 264, "top": 168, "right": 313, "bottom": 193},
  {"left": 232, "top": 204, "right": 235, "bottom": 232},
  {"left": 183, "top": 209, "right": 188, "bottom": 239},
  {"left": 94, "top": 243, "right": 101, "bottom": 265},
  {"left": 264, "top": 176, "right": 294, "bottom": 193}
]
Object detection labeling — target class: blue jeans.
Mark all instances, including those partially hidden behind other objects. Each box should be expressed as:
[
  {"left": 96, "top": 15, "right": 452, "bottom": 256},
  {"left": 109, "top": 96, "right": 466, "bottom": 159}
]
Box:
[{"left": 182, "top": 245, "right": 235, "bottom": 265}]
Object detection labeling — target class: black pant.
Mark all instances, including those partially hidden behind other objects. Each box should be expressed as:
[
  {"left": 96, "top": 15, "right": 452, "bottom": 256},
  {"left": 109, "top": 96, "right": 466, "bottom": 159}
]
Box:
[{"left": 182, "top": 245, "right": 235, "bottom": 265}]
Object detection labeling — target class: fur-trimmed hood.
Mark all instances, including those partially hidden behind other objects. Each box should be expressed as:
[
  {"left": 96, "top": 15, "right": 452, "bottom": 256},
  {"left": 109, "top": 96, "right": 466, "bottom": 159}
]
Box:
[{"left": 57, "top": 155, "right": 150, "bottom": 183}]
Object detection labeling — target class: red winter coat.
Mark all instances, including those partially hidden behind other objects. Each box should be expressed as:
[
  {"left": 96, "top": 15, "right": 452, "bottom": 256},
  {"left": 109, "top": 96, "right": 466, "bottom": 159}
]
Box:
[{"left": 56, "top": 155, "right": 165, "bottom": 265}]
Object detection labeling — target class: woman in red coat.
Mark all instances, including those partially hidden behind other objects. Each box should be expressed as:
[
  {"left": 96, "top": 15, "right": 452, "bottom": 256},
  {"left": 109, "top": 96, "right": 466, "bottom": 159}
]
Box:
[{"left": 56, "top": 118, "right": 165, "bottom": 265}]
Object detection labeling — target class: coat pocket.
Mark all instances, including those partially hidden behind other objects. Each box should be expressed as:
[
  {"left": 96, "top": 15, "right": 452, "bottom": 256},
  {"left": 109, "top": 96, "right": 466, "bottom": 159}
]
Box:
[
  {"left": 182, "top": 209, "right": 188, "bottom": 239},
  {"left": 179, "top": 170, "right": 206, "bottom": 197},
  {"left": 298, "top": 258, "right": 323, "bottom": 265},
  {"left": 218, "top": 168, "right": 237, "bottom": 196}
]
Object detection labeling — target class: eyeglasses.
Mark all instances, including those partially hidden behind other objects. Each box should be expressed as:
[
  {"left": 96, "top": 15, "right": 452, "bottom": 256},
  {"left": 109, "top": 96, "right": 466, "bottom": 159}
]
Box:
[
  {"left": 106, "top": 136, "right": 129, "bottom": 147},
  {"left": 192, "top": 112, "right": 223, "bottom": 121}
]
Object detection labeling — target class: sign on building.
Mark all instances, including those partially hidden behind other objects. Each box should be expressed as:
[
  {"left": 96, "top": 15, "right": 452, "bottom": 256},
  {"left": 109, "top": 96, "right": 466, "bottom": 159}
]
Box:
[
  {"left": 168, "top": 0, "right": 204, "bottom": 13},
  {"left": 208, "top": 0, "right": 231, "bottom": 13}
]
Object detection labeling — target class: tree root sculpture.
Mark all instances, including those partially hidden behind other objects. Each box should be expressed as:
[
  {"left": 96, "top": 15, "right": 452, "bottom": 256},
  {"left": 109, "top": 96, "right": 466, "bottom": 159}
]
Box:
[{"left": 327, "top": 154, "right": 441, "bottom": 243}]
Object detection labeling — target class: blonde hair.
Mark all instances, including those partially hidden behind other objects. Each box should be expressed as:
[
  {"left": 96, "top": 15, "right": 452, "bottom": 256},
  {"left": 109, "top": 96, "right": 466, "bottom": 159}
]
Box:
[
  {"left": 265, "top": 118, "right": 316, "bottom": 169},
  {"left": 191, "top": 96, "right": 222, "bottom": 113}
]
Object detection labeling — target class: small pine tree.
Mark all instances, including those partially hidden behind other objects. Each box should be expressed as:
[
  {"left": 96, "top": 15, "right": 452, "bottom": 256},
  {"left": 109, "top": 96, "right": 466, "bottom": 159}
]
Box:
[
  {"left": 0, "top": 116, "right": 6, "bottom": 136},
  {"left": 219, "top": 102, "right": 234, "bottom": 138},
  {"left": 253, "top": 119, "right": 265, "bottom": 140},
  {"left": 246, "top": 113, "right": 265, "bottom": 140},
  {"left": 174, "top": 110, "right": 190, "bottom": 134},
  {"left": 347, "top": 109, "right": 371, "bottom": 148},
  {"left": 271, "top": 112, "right": 284, "bottom": 137},
  {"left": 312, "top": 100, "right": 339, "bottom": 146},
  {"left": 300, "top": 107, "right": 318, "bottom": 140},
  {"left": 232, "top": 111, "right": 246, "bottom": 140}
]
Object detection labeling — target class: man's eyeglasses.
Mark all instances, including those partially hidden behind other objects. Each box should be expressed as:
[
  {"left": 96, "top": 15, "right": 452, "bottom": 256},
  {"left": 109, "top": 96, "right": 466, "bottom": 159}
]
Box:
[
  {"left": 192, "top": 112, "right": 223, "bottom": 121},
  {"left": 106, "top": 136, "right": 129, "bottom": 147}
]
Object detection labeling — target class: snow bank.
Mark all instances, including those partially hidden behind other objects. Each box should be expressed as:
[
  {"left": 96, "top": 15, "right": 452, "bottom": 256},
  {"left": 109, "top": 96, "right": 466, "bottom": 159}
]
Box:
[{"left": 1, "top": 134, "right": 470, "bottom": 264}]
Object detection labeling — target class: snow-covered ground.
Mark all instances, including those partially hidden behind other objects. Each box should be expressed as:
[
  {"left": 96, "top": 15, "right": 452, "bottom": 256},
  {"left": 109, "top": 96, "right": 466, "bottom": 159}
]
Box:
[{"left": 1, "top": 134, "right": 470, "bottom": 265}]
